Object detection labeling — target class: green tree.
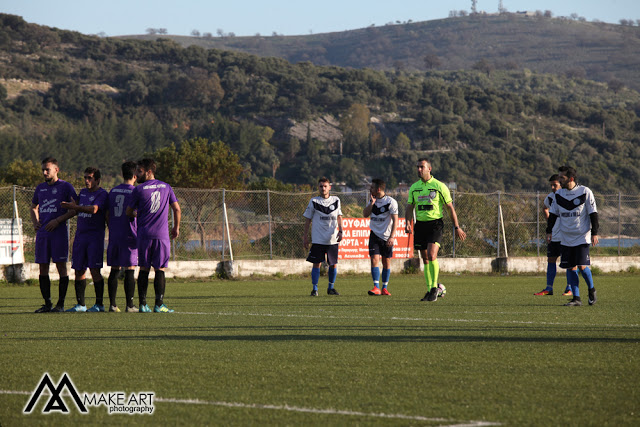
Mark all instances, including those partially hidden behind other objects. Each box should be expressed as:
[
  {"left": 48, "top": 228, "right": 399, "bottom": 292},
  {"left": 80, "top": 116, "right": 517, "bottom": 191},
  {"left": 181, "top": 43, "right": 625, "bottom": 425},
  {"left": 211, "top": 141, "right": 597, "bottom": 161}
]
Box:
[
  {"left": 151, "top": 137, "right": 244, "bottom": 249},
  {"left": 0, "top": 159, "right": 42, "bottom": 187},
  {"left": 340, "top": 103, "right": 370, "bottom": 155}
]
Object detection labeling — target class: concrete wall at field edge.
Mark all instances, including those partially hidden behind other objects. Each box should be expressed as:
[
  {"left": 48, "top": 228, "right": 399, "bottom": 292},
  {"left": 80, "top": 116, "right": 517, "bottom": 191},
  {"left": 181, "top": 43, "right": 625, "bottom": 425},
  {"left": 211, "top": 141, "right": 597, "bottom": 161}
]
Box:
[{"left": 3, "top": 257, "right": 640, "bottom": 282}]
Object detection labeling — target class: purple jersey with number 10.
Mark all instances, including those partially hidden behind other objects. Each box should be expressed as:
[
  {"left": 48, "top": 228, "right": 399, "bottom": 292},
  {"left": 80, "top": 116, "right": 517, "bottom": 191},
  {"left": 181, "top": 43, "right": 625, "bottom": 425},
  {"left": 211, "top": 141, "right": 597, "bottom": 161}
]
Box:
[{"left": 129, "top": 179, "right": 177, "bottom": 240}]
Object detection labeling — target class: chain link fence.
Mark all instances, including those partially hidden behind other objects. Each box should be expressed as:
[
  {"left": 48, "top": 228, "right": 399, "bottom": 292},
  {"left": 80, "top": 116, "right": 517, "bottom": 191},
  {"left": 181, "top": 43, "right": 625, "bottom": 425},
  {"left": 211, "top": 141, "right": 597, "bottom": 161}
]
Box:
[{"left": 2, "top": 186, "right": 639, "bottom": 263}]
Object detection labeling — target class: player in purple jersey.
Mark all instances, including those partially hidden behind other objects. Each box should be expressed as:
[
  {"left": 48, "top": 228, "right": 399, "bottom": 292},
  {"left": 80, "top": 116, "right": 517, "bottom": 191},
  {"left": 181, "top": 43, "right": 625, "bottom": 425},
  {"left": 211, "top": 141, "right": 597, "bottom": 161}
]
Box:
[
  {"left": 106, "top": 161, "right": 138, "bottom": 312},
  {"left": 30, "top": 157, "right": 77, "bottom": 313},
  {"left": 61, "top": 167, "right": 109, "bottom": 313},
  {"left": 126, "top": 158, "right": 181, "bottom": 313}
]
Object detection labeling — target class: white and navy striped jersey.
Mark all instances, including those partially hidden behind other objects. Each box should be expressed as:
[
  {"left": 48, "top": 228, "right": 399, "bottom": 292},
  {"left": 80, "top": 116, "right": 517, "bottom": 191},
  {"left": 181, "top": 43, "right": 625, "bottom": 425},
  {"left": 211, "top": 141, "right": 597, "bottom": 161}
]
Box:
[
  {"left": 369, "top": 195, "right": 399, "bottom": 241},
  {"left": 549, "top": 185, "right": 597, "bottom": 247},
  {"left": 544, "top": 192, "right": 562, "bottom": 243},
  {"left": 303, "top": 195, "right": 343, "bottom": 245}
]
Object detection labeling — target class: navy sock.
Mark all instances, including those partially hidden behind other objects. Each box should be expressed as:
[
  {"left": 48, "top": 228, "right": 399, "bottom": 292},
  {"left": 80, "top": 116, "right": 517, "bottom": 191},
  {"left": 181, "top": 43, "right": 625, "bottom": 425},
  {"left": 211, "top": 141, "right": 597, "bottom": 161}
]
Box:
[
  {"left": 311, "top": 267, "right": 320, "bottom": 291},
  {"left": 567, "top": 270, "right": 580, "bottom": 297},
  {"left": 381, "top": 268, "right": 391, "bottom": 288},
  {"left": 328, "top": 266, "right": 337, "bottom": 289},
  {"left": 546, "top": 262, "right": 556, "bottom": 290},
  {"left": 371, "top": 267, "right": 380, "bottom": 288},
  {"left": 580, "top": 267, "right": 595, "bottom": 290}
]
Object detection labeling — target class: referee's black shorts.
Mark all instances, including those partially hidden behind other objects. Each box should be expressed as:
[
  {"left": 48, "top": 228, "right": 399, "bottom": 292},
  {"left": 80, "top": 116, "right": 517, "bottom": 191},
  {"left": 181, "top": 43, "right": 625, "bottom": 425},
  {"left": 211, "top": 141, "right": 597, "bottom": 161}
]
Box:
[{"left": 413, "top": 219, "right": 444, "bottom": 251}]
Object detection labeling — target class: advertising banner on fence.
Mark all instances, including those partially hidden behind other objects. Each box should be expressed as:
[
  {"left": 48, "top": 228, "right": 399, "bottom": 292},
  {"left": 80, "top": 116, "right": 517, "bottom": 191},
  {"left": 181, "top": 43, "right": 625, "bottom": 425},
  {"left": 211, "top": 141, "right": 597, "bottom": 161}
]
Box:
[
  {"left": 339, "top": 218, "right": 414, "bottom": 260},
  {"left": 0, "top": 218, "right": 24, "bottom": 265}
]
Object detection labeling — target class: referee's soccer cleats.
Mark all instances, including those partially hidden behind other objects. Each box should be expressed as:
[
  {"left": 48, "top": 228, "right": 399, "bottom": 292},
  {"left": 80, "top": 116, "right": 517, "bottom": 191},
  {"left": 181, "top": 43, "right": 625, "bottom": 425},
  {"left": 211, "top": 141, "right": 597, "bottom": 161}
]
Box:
[
  {"left": 139, "top": 304, "right": 152, "bottom": 313},
  {"left": 327, "top": 288, "right": 340, "bottom": 295},
  {"left": 35, "top": 304, "right": 52, "bottom": 313},
  {"left": 154, "top": 304, "right": 174, "bottom": 313},
  {"left": 534, "top": 289, "right": 553, "bottom": 296},
  {"left": 50, "top": 305, "right": 65, "bottom": 313},
  {"left": 564, "top": 298, "right": 582, "bottom": 307},
  {"left": 310, "top": 290, "right": 319, "bottom": 296},
  {"left": 381, "top": 288, "right": 391, "bottom": 296},
  {"left": 87, "top": 304, "right": 105, "bottom": 312},
  {"left": 66, "top": 304, "right": 87, "bottom": 312},
  {"left": 588, "top": 288, "right": 597, "bottom": 306},
  {"left": 368, "top": 287, "right": 381, "bottom": 295}
]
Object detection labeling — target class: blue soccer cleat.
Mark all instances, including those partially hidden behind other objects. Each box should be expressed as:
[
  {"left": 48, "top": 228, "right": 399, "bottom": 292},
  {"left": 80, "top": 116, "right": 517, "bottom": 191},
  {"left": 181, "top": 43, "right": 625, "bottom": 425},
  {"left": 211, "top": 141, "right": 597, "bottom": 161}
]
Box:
[
  {"left": 65, "top": 304, "right": 87, "bottom": 312},
  {"left": 139, "top": 304, "right": 152, "bottom": 313},
  {"left": 87, "top": 304, "right": 105, "bottom": 312},
  {"left": 154, "top": 304, "right": 174, "bottom": 313}
]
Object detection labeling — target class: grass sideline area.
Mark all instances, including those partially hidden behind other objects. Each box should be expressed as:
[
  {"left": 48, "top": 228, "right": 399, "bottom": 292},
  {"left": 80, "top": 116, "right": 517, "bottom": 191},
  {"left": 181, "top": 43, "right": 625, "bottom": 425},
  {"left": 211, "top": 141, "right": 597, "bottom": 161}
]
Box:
[{"left": 0, "top": 274, "right": 638, "bottom": 426}]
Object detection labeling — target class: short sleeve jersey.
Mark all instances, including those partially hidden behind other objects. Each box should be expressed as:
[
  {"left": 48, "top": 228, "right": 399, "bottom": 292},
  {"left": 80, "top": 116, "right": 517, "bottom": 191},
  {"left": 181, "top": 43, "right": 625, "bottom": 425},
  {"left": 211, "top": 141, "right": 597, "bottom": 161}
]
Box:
[
  {"left": 544, "top": 192, "right": 562, "bottom": 243},
  {"left": 108, "top": 183, "right": 137, "bottom": 245},
  {"left": 129, "top": 179, "right": 178, "bottom": 240},
  {"left": 369, "top": 195, "right": 399, "bottom": 241},
  {"left": 549, "top": 184, "right": 597, "bottom": 247},
  {"left": 76, "top": 188, "right": 108, "bottom": 235},
  {"left": 303, "top": 195, "right": 343, "bottom": 245},
  {"left": 407, "top": 177, "right": 452, "bottom": 222},
  {"left": 32, "top": 179, "right": 77, "bottom": 235}
]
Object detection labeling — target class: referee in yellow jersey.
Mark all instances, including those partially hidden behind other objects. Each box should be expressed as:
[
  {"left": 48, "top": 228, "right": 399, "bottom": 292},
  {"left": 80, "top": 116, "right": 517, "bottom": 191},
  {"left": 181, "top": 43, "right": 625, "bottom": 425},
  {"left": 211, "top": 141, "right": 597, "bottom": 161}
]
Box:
[{"left": 406, "top": 158, "right": 466, "bottom": 301}]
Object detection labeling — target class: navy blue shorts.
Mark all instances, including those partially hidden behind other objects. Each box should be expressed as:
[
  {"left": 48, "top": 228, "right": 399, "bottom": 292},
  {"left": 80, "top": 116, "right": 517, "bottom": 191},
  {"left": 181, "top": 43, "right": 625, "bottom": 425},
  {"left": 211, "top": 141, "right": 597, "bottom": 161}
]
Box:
[
  {"left": 560, "top": 244, "right": 591, "bottom": 269},
  {"left": 368, "top": 231, "right": 393, "bottom": 259},
  {"left": 306, "top": 244, "right": 339, "bottom": 265},
  {"left": 546, "top": 240, "right": 562, "bottom": 258}
]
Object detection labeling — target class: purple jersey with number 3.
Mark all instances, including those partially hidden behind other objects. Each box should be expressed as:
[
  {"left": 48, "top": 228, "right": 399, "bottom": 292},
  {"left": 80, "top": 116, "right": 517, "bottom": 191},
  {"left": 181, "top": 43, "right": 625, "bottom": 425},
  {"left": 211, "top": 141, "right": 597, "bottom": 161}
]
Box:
[
  {"left": 129, "top": 179, "right": 177, "bottom": 240},
  {"left": 108, "top": 184, "right": 137, "bottom": 245}
]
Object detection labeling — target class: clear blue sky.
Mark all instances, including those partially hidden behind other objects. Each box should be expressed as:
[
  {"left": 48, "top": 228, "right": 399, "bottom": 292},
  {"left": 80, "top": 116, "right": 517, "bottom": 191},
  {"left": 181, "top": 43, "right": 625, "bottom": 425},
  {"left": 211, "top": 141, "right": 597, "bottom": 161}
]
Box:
[{"left": 1, "top": 0, "right": 639, "bottom": 37}]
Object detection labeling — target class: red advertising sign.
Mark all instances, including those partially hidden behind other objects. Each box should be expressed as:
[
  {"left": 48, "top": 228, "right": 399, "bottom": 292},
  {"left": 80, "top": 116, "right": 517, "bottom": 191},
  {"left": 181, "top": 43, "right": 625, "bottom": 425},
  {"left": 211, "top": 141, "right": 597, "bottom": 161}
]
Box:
[{"left": 338, "top": 218, "right": 414, "bottom": 259}]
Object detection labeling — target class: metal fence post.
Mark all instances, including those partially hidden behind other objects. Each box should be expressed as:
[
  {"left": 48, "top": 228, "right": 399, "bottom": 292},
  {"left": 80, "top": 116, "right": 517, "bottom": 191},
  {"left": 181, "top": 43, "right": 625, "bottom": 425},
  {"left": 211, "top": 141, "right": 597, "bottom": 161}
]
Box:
[
  {"left": 536, "top": 191, "right": 540, "bottom": 257},
  {"left": 618, "top": 191, "right": 622, "bottom": 256},
  {"left": 221, "top": 188, "right": 226, "bottom": 261},
  {"left": 452, "top": 189, "right": 456, "bottom": 258},
  {"left": 267, "top": 189, "right": 273, "bottom": 260},
  {"left": 497, "top": 191, "right": 501, "bottom": 258}
]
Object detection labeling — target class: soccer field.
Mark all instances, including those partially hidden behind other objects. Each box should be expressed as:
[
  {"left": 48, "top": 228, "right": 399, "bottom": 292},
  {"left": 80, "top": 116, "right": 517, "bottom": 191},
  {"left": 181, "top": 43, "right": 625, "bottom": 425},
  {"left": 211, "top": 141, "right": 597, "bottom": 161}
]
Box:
[{"left": 1, "top": 273, "right": 638, "bottom": 426}]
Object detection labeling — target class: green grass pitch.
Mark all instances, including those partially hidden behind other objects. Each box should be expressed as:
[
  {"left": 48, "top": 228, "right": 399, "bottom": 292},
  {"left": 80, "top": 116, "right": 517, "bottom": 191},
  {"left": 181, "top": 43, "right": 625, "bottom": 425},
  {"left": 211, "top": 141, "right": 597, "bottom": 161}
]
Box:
[{"left": 0, "top": 273, "right": 638, "bottom": 426}]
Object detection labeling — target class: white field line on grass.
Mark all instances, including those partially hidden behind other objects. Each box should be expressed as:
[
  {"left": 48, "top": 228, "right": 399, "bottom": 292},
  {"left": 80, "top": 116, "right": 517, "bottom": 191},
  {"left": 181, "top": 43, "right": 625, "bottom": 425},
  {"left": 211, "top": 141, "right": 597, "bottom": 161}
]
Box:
[
  {"left": 0, "top": 390, "right": 500, "bottom": 426},
  {"left": 177, "top": 311, "right": 639, "bottom": 328}
]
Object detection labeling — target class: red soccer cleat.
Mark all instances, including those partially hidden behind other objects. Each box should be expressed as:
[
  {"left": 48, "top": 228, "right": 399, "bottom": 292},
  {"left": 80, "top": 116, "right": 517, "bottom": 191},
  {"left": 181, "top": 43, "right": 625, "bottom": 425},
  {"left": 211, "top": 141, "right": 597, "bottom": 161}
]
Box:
[
  {"left": 368, "top": 287, "right": 381, "bottom": 295},
  {"left": 533, "top": 289, "right": 553, "bottom": 296},
  {"left": 380, "top": 288, "right": 391, "bottom": 296}
]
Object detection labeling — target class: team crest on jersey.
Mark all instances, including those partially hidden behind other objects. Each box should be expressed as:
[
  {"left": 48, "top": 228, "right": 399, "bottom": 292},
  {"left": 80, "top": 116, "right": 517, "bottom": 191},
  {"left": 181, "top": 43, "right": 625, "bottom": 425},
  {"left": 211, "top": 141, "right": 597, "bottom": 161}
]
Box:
[
  {"left": 429, "top": 190, "right": 437, "bottom": 200},
  {"left": 52, "top": 188, "right": 57, "bottom": 195},
  {"left": 573, "top": 199, "right": 580, "bottom": 205},
  {"left": 313, "top": 200, "right": 339, "bottom": 215},
  {"left": 89, "top": 196, "right": 95, "bottom": 202}
]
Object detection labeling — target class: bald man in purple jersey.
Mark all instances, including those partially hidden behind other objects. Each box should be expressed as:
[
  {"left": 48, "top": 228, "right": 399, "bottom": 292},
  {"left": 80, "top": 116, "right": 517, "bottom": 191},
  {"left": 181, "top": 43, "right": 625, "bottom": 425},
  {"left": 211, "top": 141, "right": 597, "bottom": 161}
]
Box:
[
  {"left": 106, "top": 161, "right": 138, "bottom": 313},
  {"left": 30, "top": 157, "right": 77, "bottom": 313},
  {"left": 126, "top": 158, "right": 181, "bottom": 313}
]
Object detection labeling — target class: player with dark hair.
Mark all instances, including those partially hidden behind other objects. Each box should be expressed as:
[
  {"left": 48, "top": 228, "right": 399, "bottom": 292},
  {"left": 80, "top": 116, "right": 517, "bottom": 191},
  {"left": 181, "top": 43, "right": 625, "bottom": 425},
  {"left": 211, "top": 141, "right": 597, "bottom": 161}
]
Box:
[
  {"left": 546, "top": 166, "right": 599, "bottom": 306},
  {"left": 106, "top": 161, "right": 138, "bottom": 312},
  {"left": 62, "top": 167, "right": 109, "bottom": 312},
  {"left": 406, "top": 158, "right": 466, "bottom": 301},
  {"left": 363, "top": 178, "right": 398, "bottom": 295},
  {"left": 126, "top": 158, "right": 181, "bottom": 313},
  {"left": 30, "top": 157, "right": 77, "bottom": 312},
  {"left": 534, "top": 174, "right": 572, "bottom": 296},
  {"left": 302, "top": 177, "right": 343, "bottom": 296}
]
